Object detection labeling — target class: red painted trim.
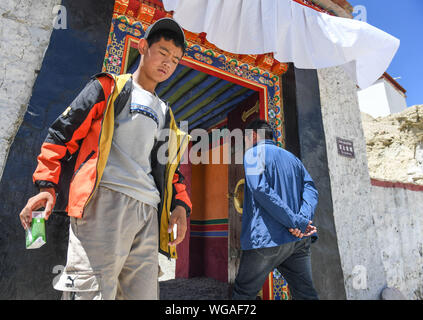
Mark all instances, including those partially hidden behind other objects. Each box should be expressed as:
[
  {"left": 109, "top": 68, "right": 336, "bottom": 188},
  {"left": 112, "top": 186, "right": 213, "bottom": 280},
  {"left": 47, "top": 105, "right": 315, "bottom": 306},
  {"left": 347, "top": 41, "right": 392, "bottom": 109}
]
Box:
[
  {"left": 191, "top": 224, "right": 228, "bottom": 232},
  {"left": 291, "top": 0, "right": 326, "bottom": 13},
  {"left": 382, "top": 72, "right": 407, "bottom": 95},
  {"left": 259, "top": 89, "right": 266, "bottom": 120},
  {"left": 147, "top": 0, "right": 164, "bottom": 8},
  {"left": 262, "top": 274, "right": 273, "bottom": 300},
  {"left": 370, "top": 178, "right": 423, "bottom": 192},
  {"left": 127, "top": 0, "right": 140, "bottom": 15}
]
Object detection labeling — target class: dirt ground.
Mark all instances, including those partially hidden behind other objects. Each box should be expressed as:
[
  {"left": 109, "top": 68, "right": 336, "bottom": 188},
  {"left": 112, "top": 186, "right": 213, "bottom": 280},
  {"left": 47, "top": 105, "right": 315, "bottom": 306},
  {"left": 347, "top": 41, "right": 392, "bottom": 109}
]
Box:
[
  {"left": 159, "top": 277, "right": 230, "bottom": 300},
  {"left": 158, "top": 255, "right": 230, "bottom": 300}
]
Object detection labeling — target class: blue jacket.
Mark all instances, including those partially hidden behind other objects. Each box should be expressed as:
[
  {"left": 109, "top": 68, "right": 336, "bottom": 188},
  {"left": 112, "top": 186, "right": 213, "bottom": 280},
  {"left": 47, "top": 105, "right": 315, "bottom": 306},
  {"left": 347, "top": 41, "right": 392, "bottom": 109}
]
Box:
[{"left": 241, "top": 139, "right": 318, "bottom": 250}]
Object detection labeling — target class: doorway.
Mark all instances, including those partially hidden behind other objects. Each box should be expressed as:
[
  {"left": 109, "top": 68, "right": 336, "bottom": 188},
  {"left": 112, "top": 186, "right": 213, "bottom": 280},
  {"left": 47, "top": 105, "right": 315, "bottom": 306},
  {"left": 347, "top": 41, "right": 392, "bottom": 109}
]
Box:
[
  {"left": 126, "top": 45, "right": 269, "bottom": 285},
  {"left": 106, "top": 10, "right": 286, "bottom": 293}
]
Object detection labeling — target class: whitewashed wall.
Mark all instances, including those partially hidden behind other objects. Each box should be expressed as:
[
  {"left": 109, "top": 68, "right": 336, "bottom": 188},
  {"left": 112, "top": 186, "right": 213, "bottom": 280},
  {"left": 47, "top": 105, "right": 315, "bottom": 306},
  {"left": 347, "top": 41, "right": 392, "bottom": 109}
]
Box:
[
  {"left": 0, "top": 0, "right": 61, "bottom": 180},
  {"left": 371, "top": 184, "right": 423, "bottom": 300},
  {"left": 317, "top": 65, "right": 387, "bottom": 299},
  {"left": 384, "top": 79, "right": 408, "bottom": 114},
  {"left": 357, "top": 81, "right": 391, "bottom": 118},
  {"left": 318, "top": 65, "right": 423, "bottom": 300},
  {"left": 358, "top": 78, "right": 407, "bottom": 118}
]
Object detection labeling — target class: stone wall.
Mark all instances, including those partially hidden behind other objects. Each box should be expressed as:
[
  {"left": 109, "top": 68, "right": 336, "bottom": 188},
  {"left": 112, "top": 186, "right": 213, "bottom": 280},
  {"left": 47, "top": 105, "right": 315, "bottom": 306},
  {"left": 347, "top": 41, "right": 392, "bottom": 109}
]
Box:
[
  {"left": 317, "top": 65, "right": 423, "bottom": 300},
  {"left": 0, "top": 0, "right": 115, "bottom": 299},
  {"left": 0, "top": 0, "right": 61, "bottom": 180},
  {"left": 361, "top": 105, "right": 423, "bottom": 299},
  {"left": 370, "top": 183, "right": 423, "bottom": 300},
  {"left": 317, "top": 65, "right": 388, "bottom": 299}
]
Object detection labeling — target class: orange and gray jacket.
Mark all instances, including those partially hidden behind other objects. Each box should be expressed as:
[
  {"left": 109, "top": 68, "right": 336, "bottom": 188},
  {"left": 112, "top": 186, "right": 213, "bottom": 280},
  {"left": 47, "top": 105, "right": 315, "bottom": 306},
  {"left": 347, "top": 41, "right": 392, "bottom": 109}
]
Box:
[{"left": 32, "top": 72, "right": 192, "bottom": 259}]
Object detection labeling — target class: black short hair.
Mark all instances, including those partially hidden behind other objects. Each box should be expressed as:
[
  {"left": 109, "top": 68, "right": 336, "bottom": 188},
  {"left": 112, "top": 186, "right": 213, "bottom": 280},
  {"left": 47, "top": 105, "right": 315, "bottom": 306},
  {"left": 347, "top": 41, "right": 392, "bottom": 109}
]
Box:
[
  {"left": 146, "top": 29, "right": 185, "bottom": 54},
  {"left": 245, "top": 119, "right": 274, "bottom": 140}
]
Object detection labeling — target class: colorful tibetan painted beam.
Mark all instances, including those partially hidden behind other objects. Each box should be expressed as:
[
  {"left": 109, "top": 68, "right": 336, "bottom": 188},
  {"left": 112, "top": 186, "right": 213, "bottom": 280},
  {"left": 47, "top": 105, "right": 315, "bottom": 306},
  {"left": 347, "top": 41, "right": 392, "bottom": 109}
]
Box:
[
  {"left": 103, "top": 1, "right": 286, "bottom": 147},
  {"left": 113, "top": 0, "right": 289, "bottom": 75}
]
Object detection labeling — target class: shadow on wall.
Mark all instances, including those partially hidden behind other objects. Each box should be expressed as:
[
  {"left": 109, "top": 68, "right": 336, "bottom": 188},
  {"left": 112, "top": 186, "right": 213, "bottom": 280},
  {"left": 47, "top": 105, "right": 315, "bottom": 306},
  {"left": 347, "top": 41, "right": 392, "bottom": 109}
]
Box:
[{"left": 282, "top": 65, "right": 347, "bottom": 300}]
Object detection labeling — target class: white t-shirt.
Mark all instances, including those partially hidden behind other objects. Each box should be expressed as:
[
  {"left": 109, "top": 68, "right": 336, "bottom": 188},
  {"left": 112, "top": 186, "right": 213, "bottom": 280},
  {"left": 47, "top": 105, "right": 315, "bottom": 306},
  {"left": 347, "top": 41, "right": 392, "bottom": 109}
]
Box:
[{"left": 99, "top": 80, "right": 168, "bottom": 209}]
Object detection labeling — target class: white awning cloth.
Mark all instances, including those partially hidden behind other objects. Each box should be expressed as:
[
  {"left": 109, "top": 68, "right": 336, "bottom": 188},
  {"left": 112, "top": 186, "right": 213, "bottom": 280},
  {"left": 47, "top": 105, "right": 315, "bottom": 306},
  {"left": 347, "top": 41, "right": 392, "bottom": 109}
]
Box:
[{"left": 162, "top": 0, "right": 400, "bottom": 89}]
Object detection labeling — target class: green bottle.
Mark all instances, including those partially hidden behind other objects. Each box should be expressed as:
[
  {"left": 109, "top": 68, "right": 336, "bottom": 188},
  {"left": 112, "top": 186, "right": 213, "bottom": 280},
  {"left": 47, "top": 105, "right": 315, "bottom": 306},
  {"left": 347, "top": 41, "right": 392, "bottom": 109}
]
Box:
[{"left": 25, "top": 211, "right": 46, "bottom": 249}]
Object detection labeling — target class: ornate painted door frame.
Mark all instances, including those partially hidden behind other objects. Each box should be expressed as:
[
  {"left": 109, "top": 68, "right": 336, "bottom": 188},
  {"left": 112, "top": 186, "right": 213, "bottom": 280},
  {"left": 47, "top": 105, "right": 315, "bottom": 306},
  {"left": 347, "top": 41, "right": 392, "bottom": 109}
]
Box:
[{"left": 102, "top": 0, "right": 288, "bottom": 147}]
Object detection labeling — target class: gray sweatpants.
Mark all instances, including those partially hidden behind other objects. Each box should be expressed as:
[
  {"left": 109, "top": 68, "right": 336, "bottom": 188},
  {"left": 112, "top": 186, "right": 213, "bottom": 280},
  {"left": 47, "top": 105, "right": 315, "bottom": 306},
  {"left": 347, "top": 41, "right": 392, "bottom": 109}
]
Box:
[{"left": 53, "top": 186, "right": 159, "bottom": 300}]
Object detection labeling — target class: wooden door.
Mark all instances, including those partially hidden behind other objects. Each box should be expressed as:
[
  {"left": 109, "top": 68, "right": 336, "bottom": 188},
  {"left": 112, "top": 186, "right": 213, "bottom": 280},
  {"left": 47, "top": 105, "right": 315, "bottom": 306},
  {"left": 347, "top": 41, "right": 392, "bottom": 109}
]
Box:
[{"left": 226, "top": 92, "right": 260, "bottom": 284}]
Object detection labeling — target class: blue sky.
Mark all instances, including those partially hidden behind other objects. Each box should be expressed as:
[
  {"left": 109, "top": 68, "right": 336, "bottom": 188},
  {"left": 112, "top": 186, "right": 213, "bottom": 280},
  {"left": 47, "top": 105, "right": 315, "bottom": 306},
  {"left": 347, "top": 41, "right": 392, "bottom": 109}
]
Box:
[{"left": 348, "top": 0, "right": 423, "bottom": 106}]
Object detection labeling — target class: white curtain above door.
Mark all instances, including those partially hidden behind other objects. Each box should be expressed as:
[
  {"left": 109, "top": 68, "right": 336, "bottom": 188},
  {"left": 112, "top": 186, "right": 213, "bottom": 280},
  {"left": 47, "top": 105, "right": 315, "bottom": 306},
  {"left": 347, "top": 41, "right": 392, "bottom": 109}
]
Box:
[{"left": 162, "top": 0, "right": 400, "bottom": 89}]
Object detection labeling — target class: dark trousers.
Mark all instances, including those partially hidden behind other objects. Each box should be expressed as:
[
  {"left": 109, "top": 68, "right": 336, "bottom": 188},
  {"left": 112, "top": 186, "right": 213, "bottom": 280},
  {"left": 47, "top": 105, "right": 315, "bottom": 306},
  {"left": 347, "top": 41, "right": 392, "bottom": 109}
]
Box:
[{"left": 232, "top": 238, "right": 319, "bottom": 300}]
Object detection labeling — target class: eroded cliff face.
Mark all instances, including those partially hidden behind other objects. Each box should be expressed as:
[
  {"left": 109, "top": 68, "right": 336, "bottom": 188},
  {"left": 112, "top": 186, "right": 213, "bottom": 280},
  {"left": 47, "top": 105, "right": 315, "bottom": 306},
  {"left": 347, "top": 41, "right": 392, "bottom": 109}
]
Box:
[{"left": 361, "top": 105, "right": 423, "bottom": 185}]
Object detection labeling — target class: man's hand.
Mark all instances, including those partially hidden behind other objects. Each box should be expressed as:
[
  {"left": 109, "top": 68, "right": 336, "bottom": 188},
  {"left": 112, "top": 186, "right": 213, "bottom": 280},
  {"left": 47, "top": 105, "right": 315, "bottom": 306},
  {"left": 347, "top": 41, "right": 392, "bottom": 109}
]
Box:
[
  {"left": 168, "top": 205, "right": 187, "bottom": 246},
  {"left": 289, "top": 227, "right": 304, "bottom": 238},
  {"left": 19, "top": 188, "right": 56, "bottom": 230},
  {"left": 289, "top": 221, "right": 317, "bottom": 238},
  {"left": 304, "top": 221, "right": 317, "bottom": 237}
]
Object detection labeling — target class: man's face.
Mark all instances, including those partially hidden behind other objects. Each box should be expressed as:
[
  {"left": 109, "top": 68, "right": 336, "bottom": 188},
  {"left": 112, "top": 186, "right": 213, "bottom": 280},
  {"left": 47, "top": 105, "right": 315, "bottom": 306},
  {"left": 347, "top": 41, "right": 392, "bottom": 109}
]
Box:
[{"left": 139, "top": 37, "right": 183, "bottom": 84}]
